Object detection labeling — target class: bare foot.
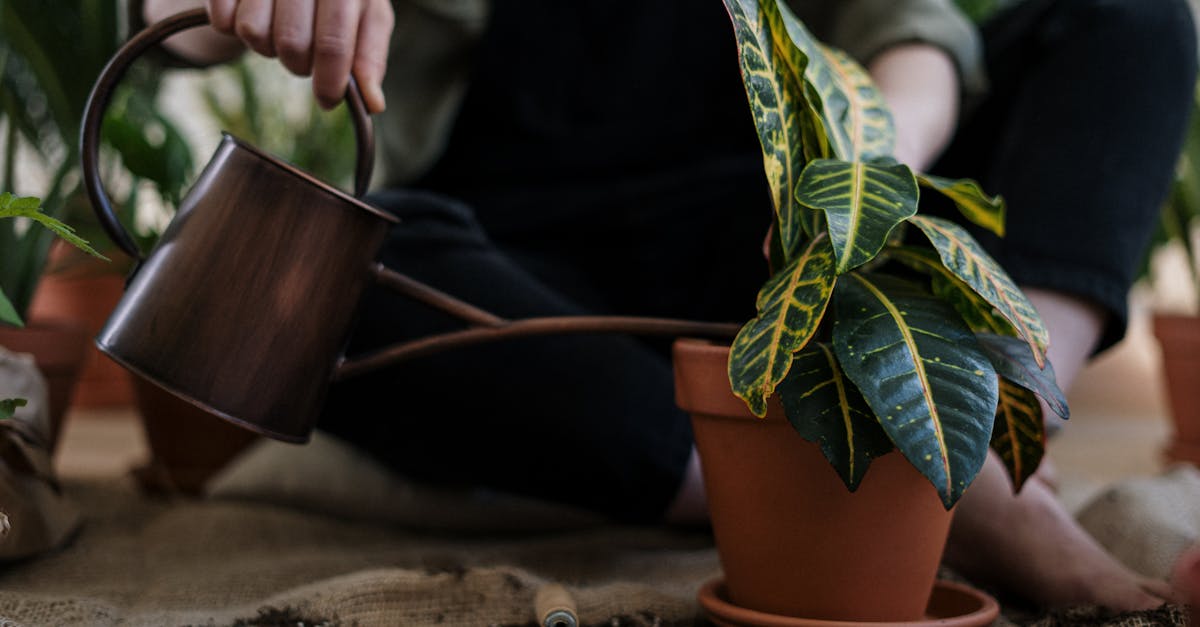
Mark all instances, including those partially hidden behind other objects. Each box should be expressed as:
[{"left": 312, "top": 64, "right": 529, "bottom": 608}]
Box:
[{"left": 943, "top": 452, "right": 1170, "bottom": 611}]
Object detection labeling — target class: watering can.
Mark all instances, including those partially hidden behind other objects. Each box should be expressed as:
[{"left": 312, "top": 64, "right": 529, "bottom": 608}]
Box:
[{"left": 81, "top": 9, "right": 739, "bottom": 444}]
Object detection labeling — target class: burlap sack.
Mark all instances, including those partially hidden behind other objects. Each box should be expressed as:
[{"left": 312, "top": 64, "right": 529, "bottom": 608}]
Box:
[{"left": 1076, "top": 464, "right": 1200, "bottom": 581}]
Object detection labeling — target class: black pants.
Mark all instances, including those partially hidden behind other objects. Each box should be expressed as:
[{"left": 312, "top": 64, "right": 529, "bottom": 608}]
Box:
[
  {"left": 319, "top": 0, "right": 1198, "bottom": 523},
  {"left": 932, "top": 0, "right": 1198, "bottom": 352}
]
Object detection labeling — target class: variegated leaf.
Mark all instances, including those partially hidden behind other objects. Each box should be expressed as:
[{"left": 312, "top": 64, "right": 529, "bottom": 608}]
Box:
[
  {"left": 887, "top": 246, "right": 1016, "bottom": 336},
  {"left": 796, "top": 159, "right": 919, "bottom": 274},
  {"left": 833, "top": 273, "right": 998, "bottom": 508},
  {"left": 722, "top": 0, "right": 823, "bottom": 253},
  {"left": 992, "top": 381, "right": 1045, "bottom": 492},
  {"left": 821, "top": 47, "right": 895, "bottom": 161},
  {"left": 773, "top": 17, "right": 894, "bottom": 162},
  {"left": 975, "top": 333, "right": 1069, "bottom": 420},
  {"left": 909, "top": 215, "right": 1049, "bottom": 368},
  {"left": 778, "top": 342, "right": 893, "bottom": 490},
  {"left": 918, "top": 174, "right": 1007, "bottom": 237},
  {"left": 730, "top": 234, "right": 837, "bottom": 416}
]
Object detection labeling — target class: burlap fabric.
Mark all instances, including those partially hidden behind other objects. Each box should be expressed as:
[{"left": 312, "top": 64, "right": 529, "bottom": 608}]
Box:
[{"left": 0, "top": 430, "right": 1193, "bottom": 625}]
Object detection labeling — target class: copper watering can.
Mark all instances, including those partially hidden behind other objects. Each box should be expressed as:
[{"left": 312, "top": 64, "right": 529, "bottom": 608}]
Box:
[{"left": 82, "top": 9, "right": 739, "bottom": 444}]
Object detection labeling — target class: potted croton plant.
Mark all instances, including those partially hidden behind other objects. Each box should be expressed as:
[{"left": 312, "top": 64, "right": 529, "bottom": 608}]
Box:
[{"left": 672, "top": 0, "right": 1066, "bottom": 622}]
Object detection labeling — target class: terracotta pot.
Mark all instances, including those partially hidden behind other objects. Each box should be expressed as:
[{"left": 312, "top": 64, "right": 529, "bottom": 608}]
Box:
[
  {"left": 132, "top": 375, "right": 260, "bottom": 494},
  {"left": 0, "top": 321, "right": 90, "bottom": 453},
  {"left": 29, "top": 260, "right": 135, "bottom": 408},
  {"left": 672, "top": 338, "right": 954, "bottom": 622},
  {"left": 1153, "top": 313, "right": 1200, "bottom": 465}
]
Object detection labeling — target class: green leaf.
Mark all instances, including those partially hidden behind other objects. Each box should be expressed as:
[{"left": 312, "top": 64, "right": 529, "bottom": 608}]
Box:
[
  {"left": 0, "top": 398, "right": 26, "bottom": 420},
  {"left": 773, "top": 17, "right": 895, "bottom": 162},
  {"left": 887, "top": 246, "right": 1017, "bottom": 336},
  {"left": 975, "top": 332, "right": 1069, "bottom": 420},
  {"left": 833, "top": 272, "right": 998, "bottom": 508},
  {"left": 991, "top": 381, "right": 1045, "bottom": 492},
  {"left": 0, "top": 289, "right": 21, "bottom": 327},
  {"left": 729, "top": 234, "right": 837, "bottom": 416},
  {"left": 778, "top": 342, "right": 893, "bottom": 490},
  {"left": 0, "top": 192, "right": 107, "bottom": 261},
  {"left": 918, "top": 174, "right": 1006, "bottom": 237},
  {"left": 909, "top": 215, "right": 1049, "bottom": 368},
  {"left": 722, "top": 0, "right": 823, "bottom": 256},
  {"left": 796, "top": 159, "right": 919, "bottom": 273}
]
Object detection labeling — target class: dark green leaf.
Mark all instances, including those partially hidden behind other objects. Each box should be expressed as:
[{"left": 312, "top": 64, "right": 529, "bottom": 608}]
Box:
[
  {"left": 991, "top": 381, "right": 1045, "bottom": 492},
  {"left": 722, "top": 0, "right": 824, "bottom": 254},
  {"left": 0, "top": 397, "right": 26, "bottom": 420},
  {"left": 833, "top": 272, "right": 998, "bottom": 508},
  {"left": 778, "top": 342, "right": 893, "bottom": 490},
  {"left": 729, "top": 234, "right": 837, "bottom": 416},
  {"left": 975, "top": 332, "right": 1069, "bottom": 420},
  {"left": 796, "top": 159, "right": 919, "bottom": 273},
  {"left": 887, "top": 245, "right": 1017, "bottom": 336},
  {"left": 909, "top": 215, "right": 1049, "bottom": 368}
]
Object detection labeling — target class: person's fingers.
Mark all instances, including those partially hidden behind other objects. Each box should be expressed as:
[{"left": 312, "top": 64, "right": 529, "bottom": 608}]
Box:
[
  {"left": 206, "top": 0, "right": 238, "bottom": 34},
  {"left": 311, "top": 0, "right": 359, "bottom": 109},
  {"left": 273, "top": 0, "right": 315, "bottom": 76},
  {"left": 353, "top": 0, "right": 393, "bottom": 113},
  {"left": 234, "top": 0, "right": 276, "bottom": 58}
]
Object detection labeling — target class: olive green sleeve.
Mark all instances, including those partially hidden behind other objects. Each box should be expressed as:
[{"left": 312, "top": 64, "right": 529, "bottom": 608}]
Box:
[{"left": 805, "top": 0, "right": 989, "bottom": 102}]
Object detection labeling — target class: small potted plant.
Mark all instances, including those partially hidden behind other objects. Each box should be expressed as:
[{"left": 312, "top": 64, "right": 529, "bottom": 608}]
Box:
[
  {"left": 0, "top": 193, "right": 105, "bottom": 442},
  {"left": 672, "top": 0, "right": 1065, "bottom": 622},
  {"left": 1146, "top": 81, "right": 1200, "bottom": 466}
]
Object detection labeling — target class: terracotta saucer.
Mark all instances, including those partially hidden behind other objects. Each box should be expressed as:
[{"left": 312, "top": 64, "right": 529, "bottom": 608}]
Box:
[{"left": 698, "top": 578, "right": 1000, "bottom": 627}]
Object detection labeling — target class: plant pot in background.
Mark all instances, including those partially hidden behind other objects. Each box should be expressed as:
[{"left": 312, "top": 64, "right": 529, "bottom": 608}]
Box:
[
  {"left": 28, "top": 244, "right": 135, "bottom": 408},
  {"left": 132, "top": 375, "right": 260, "bottom": 495},
  {"left": 0, "top": 321, "right": 90, "bottom": 454},
  {"left": 672, "top": 338, "right": 955, "bottom": 622},
  {"left": 1153, "top": 313, "right": 1200, "bottom": 465}
]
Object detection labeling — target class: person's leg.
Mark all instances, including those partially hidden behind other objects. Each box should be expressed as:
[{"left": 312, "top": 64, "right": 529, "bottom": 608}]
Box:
[
  {"left": 929, "top": 0, "right": 1198, "bottom": 609},
  {"left": 944, "top": 289, "right": 1173, "bottom": 609},
  {"left": 317, "top": 190, "right": 695, "bottom": 524}
]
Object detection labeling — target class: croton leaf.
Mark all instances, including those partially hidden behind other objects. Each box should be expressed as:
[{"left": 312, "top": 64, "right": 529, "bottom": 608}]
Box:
[
  {"left": 0, "top": 398, "right": 25, "bottom": 420},
  {"left": 991, "top": 381, "right": 1045, "bottom": 492},
  {"left": 917, "top": 174, "right": 1006, "bottom": 237},
  {"left": 722, "top": 0, "right": 824, "bottom": 255},
  {"left": 975, "top": 332, "right": 1069, "bottom": 420},
  {"left": 778, "top": 342, "right": 893, "bottom": 490},
  {"left": 796, "top": 159, "right": 919, "bottom": 274},
  {"left": 730, "top": 234, "right": 837, "bottom": 416},
  {"left": 833, "top": 272, "right": 998, "bottom": 508},
  {"left": 908, "top": 215, "right": 1049, "bottom": 368},
  {"left": 0, "top": 290, "right": 21, "bottom": 327},
  {"left": 887, "top": 246, "right": 1016, "bottom": 336},
  {"left": 774, "top": 16, "right": 894, "bottom": 162}
]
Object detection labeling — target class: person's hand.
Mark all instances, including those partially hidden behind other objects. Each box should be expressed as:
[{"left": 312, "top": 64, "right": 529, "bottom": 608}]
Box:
[{"left": 206, "top": 0, "right": 394, "bottom": 113}]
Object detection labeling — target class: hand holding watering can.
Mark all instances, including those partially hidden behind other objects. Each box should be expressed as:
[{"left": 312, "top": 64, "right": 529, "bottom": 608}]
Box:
[{"left": 82, "top": 9, "right": 737, "bottom": 444}]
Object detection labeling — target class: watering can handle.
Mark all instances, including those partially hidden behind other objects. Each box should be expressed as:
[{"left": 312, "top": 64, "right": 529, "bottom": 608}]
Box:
[{"left": 80, "top": 7, "right": 375, "bottom": 262}]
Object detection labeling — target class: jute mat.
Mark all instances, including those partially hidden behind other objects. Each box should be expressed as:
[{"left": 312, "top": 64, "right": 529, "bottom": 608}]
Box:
[{"left": 0, "top": 432, "right": 1193, "bottom": 626}]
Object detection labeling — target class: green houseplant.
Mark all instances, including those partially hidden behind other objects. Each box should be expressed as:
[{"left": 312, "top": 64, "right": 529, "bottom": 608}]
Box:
[
  {"left": 0, "top": 0, "right": 193, "bottom": 446},
  {"left": 672, "top": 0, "right": 1065, "bottom": 621},
  {"left": 1148, "top": 80, "right": 1200, "bottom": 466},
  {"left": 0, "top": 192, "right": 103, "bottom": 438}
]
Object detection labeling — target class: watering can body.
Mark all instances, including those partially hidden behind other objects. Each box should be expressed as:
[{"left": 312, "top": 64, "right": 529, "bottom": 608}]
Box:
[{"left": 96, "top": 136, "right": 394, "bottom": 442}]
